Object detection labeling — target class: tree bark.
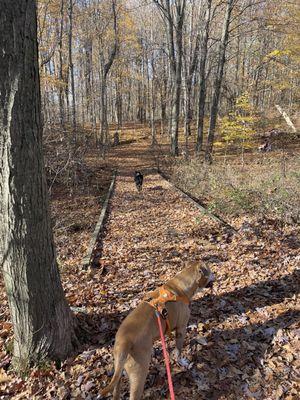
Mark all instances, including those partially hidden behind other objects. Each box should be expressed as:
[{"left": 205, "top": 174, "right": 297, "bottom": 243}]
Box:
[
  {"left": 115, "top": 80, "right": 123, "bottom": 129},
  {"left": 153, "top": 0, "right": 186, "bottom": 156},
  {"left": 100, "top": 74, "right": 109, "bottom": 149},
  {"left": 196, "top": 0, "right": 212, "bottom": 153},
  {"left": 99, "top": 0, "right": 118, "bottom": 154},
  {"left": 68, "top": 0, "right": 76, "bottom": 138},
  {"left": 0, "top": 0, "right": 78, "bottom": 370},
  {"left": 58, "top": 0, "right": 65, "bottom": 129},
  {"left": 160, "top": 76, "right": 167, "bottom": 135},
  {"left": 205, "top": 0, "right": 233, "bottom": 162},
  {"left": 183, "top": 0, "right": 204, "bottom": 157},
  {"left": 171, "top": 1, "right": 185, "bottom": 156},
  {"left": 149, "top": 58, "right": 157, "bottom": 146},
  {"left": 84, "top": 39, "right": 93, "bottom": 125}
]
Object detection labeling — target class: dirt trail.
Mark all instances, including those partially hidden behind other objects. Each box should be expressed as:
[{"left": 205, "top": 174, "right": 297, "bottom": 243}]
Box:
[{"left": 98, "top": 139, "right": 218, "bottom": 293}]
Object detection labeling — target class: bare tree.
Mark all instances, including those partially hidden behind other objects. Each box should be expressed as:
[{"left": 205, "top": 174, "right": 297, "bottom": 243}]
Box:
[
  {"left": 205, "top": 0, "right": 234, "bottom": 162},
  {"left": 183, "top": 0, "right": 202, "bottom": 156},
  {"left": 68, "top": 0, "right": 77, "bottom": 138},
  {"left": 58, "top": 0, "right": 65, "bottom": 129},
  {"left": 153, "top": 0, "right": 187, "bottom": 156},
  {"left": 99, "top": 0, "right": 118, "bottom": 154},
  {"left": 196, "top": 0, "right": 212, "bottom": 153}
]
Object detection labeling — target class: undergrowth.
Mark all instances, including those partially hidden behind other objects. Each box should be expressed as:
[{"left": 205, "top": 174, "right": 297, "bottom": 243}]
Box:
[{"left": 172, "top": 155, "right": 300, "bottom": 224}]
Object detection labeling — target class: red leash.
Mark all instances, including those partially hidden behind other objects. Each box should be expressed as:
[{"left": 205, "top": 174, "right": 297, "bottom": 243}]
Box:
[{"left": 155, "top": 310, "right": 176, "bottom": 400}]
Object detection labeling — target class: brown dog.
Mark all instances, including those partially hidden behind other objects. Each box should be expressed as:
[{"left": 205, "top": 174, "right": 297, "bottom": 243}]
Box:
[{"left": 100, "top": 263, "right": 214, "bottom": 400}]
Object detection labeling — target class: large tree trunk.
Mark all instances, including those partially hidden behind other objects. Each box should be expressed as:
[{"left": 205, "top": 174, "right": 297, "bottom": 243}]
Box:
[{"left": 0, "top": 0, "right": 78, "bottom": 370}]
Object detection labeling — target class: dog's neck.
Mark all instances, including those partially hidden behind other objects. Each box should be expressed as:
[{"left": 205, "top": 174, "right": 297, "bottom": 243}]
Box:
[{"left": 166, "top": 267, "right": 199, "bottom": 301}]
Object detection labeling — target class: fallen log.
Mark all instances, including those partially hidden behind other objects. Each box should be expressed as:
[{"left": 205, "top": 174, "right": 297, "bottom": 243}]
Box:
[
  {"left": 82, "top": 170, "right": 117, "bottom": 267},
  {"left": 158, "top": 168, "right": 238, "bottom": 233},
  {"left": 275, "top": 105, "right": 297, "bottom": 133}
]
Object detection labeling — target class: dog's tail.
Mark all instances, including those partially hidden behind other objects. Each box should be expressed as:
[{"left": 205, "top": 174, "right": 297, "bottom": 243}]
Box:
[{"left": 100, "top": 342, "right": 130, "bottom": 398}]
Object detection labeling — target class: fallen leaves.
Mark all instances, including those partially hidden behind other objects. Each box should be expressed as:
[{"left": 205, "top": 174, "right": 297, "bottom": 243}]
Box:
[{"left": 0, "top": 369, "right": 9, "bottom": 384}]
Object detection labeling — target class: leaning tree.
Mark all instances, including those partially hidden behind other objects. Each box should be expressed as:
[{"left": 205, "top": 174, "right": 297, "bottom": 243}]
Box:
[{"left": 0, "top": 0, "right": 78, "bottom": 370}]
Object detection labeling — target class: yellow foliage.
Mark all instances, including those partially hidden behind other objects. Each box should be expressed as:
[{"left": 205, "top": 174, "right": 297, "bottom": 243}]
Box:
[
  {"left": 221, "top": 92, "right": 256, "bottom": 145},
  {"left": 265, "top": 49, "right": 291, "bottom": 60},
  {"left": 214, "top": 141, "right": 225, "bottom": 148}
]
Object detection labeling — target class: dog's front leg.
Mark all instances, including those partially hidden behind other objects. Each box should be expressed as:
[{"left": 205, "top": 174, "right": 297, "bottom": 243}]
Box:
[
  {"left": 174, "top": 324, "right": 187, "bottom": 359},
  {"left": 173, "top": 325, "right": 192, "bottom": 369},
  {"left": 173, "top": 307, "right": 191, "bottom": 368},
  {"left": 175, "top": 308, "right": 190, "bottom": 358}
]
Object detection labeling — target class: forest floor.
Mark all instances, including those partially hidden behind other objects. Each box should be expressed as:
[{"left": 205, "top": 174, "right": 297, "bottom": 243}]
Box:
[{"left": 0, "top": 131, "right": 299, "bottom": 400}]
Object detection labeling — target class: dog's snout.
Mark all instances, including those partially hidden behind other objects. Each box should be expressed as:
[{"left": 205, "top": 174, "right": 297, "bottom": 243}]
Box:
[{"left": 206, "top": 280, "right": 214, "bottom": 288}]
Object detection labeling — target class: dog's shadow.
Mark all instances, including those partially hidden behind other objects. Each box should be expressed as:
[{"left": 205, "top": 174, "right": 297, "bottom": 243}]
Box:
[{"left": 192, "top": 268, "right": 299, "bottom": 323}]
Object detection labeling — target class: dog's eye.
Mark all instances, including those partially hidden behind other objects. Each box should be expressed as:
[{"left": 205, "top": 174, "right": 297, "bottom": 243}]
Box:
[{"left": 200, "top": 266, "right": 209, "bottom": 276}]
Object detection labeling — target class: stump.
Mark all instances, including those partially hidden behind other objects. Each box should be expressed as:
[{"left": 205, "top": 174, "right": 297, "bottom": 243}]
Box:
[{"left": 113, "top": 131, "right": 120, "bottom": 146}]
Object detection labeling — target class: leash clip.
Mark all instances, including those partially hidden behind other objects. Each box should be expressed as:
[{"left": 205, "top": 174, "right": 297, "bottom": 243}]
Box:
[{"left": 161, "top": 308, "right": 168, "bottom": 320}]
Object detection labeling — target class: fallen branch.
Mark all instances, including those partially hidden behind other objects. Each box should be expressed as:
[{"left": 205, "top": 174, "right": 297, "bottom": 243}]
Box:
[
  {"left": 275, "top": 105, "right": 297, "bottom": 133},
  {"left": 82, "top": 170, "right": 117, "bottom": 267},
  {"left": 158, "top": 168, "right": 238, "bottom": 233}
]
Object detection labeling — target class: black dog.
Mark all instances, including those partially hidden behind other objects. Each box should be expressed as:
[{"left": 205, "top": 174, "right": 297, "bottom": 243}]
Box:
[{"left": 134, "top": 171, "right": 143, "bottom": 192}]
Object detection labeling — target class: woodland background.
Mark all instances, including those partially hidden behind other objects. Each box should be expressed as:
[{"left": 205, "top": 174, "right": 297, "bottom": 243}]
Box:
[{"left": 39, "top": 0, "right": 299, "bottom": 142}]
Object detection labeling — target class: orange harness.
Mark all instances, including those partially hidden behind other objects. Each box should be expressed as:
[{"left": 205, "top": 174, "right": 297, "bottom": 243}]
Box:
[{"left": 146, "top": 286, "right": 189, "bottom": 336}]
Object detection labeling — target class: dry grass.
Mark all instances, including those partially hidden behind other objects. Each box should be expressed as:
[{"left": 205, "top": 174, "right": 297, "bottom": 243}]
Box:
[{"left": 172, "top": 153, "right": 300, "bottom": 224}]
